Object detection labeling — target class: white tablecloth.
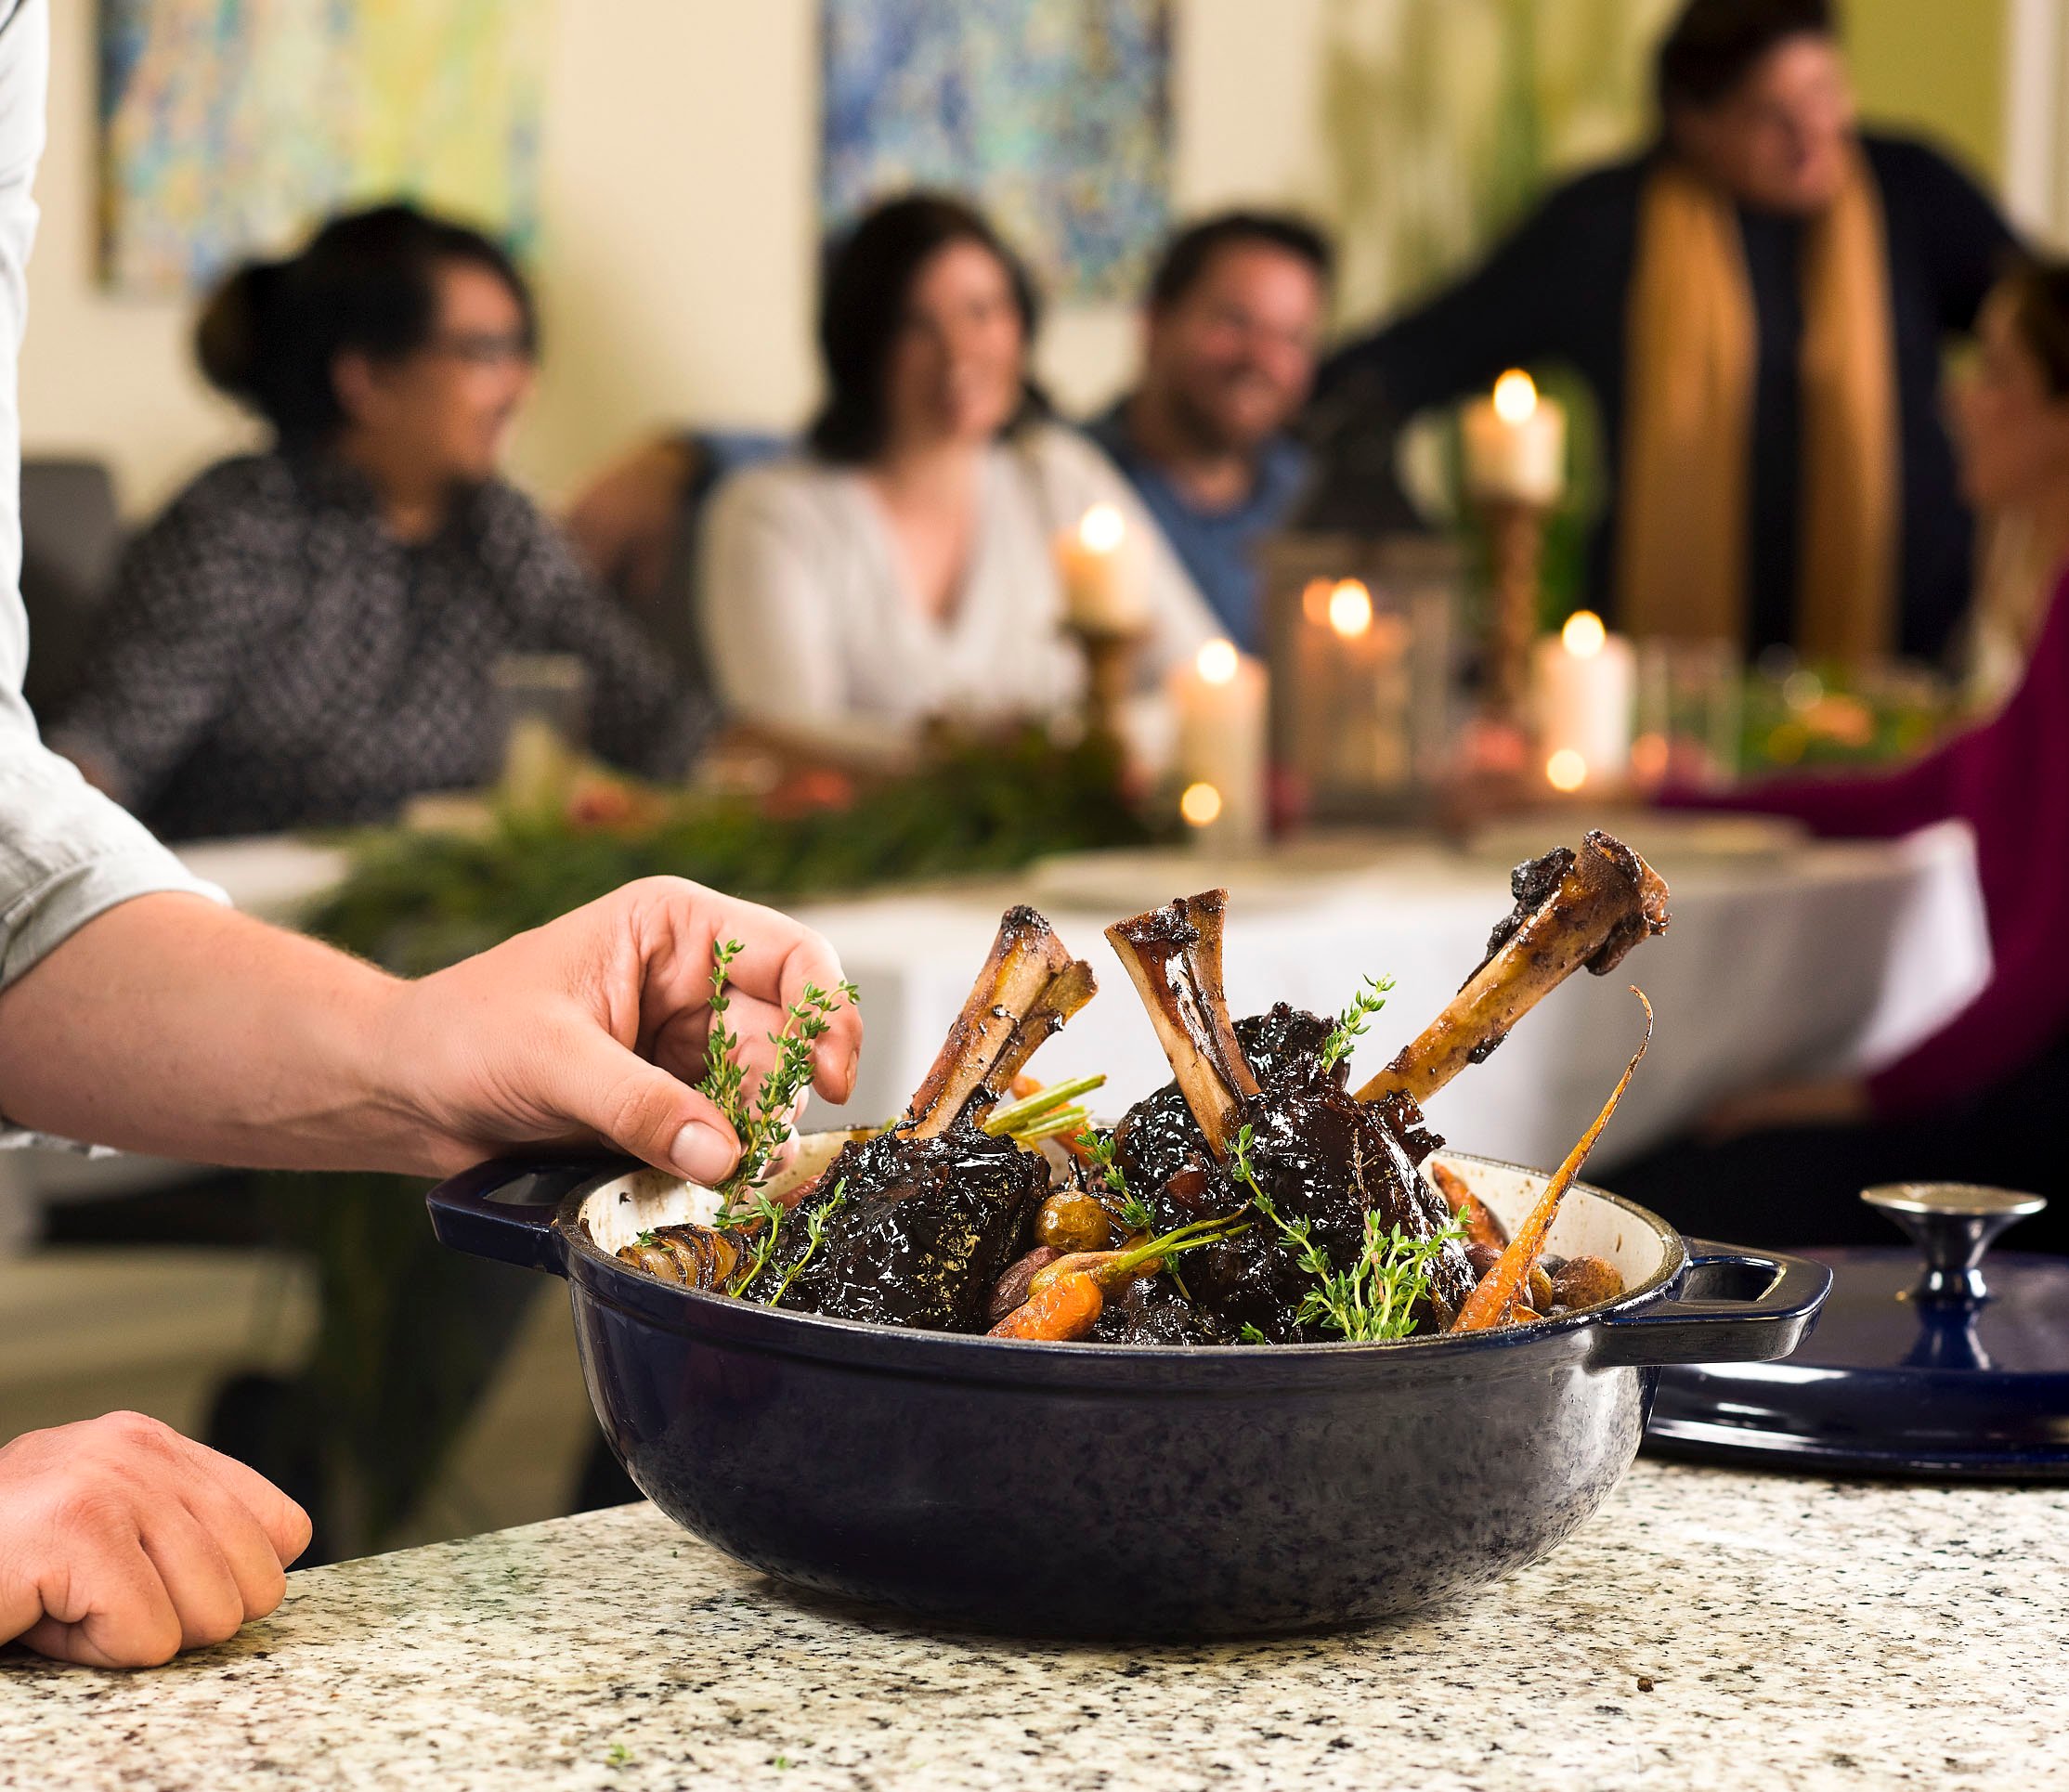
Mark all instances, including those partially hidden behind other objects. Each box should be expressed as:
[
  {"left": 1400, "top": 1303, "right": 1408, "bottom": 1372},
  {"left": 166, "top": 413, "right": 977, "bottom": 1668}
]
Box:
[{"left": 791, "top": 821, "right": 1992, "bottom": 1175}]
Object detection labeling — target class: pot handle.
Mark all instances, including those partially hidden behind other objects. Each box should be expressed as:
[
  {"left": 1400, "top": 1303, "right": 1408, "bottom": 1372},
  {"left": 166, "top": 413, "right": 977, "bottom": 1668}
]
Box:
[
  {"left": 1589, "top": 1240, "right": 1832, "bottom": 1369},
  {"left": 423, "top": 1156, "right": 623, "bottom": 1277}
]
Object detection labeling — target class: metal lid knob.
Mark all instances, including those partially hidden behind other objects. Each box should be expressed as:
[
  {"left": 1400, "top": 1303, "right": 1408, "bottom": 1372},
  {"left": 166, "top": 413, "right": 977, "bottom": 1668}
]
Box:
[{"left": 1860, "top": 1183, "right": 2046, "bottom": 1305}]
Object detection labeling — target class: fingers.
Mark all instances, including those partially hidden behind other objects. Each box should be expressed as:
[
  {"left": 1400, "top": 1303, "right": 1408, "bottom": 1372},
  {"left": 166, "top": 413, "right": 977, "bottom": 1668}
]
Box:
[
  {"left": 16, "top": 1526, "right": 181, "bottom": 1669},
  {"left": 632, "top": 882, "right": 862, "bottom": 1105},
  {"left": 561, "top": 1022, "right": 745, "bottom": 1183},
  {"left": 0, "top": 1413, "right": 309, "bottom": 1669},
  {"left": 169, "top": 1430, "right": 312, "bottom": 1568}
]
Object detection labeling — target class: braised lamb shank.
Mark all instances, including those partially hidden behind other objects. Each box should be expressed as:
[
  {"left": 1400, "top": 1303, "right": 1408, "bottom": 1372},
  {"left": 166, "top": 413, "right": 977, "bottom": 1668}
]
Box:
[
  {"left": 772, "top": 905, "right": 1098, "bottom": 1332},
  {"left": 1102, "top": 832, "right": 1670, "bottom": 1344}
]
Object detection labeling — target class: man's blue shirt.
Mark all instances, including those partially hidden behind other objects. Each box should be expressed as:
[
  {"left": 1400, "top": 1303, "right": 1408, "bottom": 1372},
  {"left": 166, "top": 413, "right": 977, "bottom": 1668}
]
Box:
[{"left": 1086, "top": 400, "right": 1310, "bottom": 653}]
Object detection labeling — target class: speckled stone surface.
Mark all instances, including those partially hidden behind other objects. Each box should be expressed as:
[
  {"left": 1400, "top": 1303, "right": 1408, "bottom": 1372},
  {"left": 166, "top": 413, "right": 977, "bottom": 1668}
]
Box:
[{"left": 2, "top": 1458, "right": 2062, "bottom": 1791}]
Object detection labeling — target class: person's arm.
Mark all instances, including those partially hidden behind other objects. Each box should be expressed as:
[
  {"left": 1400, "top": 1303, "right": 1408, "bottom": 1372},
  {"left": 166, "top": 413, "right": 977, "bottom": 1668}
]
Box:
[
  {"left": 563, "top": 434, "right": 702, "bottom": 600},
  {"left": 0, "top": 877, "right": 861, "bottom": 1182},
  {"left": 47, "top": 476, "right": 283, "bottom": 812},
  {"left": 493, "top": 488, "right": 709, "bottom": 779},
  {"left": 1316, "top": 175, "right": 1598, "bottom": 413}
]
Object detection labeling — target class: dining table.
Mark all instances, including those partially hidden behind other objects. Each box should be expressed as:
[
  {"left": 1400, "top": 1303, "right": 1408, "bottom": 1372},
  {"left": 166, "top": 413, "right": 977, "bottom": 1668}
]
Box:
[{"left": 2, "top": 1456, "right": 2062, "bottom": 1791}]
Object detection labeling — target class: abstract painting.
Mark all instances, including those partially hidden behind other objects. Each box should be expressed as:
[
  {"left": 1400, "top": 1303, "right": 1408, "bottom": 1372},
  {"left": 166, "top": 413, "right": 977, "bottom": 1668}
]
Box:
[
  {"left": 98, "top": 0, "right": 550, "bottom": 296},
  {"left": 821, "top": 0, "right": 1172, "bottom": 304}
]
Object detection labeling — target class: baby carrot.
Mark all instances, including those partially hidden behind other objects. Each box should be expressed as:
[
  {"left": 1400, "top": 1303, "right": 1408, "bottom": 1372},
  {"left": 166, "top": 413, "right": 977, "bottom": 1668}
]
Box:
[
  {"left": 1451, "top": 989, "right": 1652, "bottom": 1334},
  {"left": 987, "top": 1271, "right": 1105, "bottom": 1342},
  {"left": 1027, "top": 1214, "right": 1243, "bottom": 1299}
]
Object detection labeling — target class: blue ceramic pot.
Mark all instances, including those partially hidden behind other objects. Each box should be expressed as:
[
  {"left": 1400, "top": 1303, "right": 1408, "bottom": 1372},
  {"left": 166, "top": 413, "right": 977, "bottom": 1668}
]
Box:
[{"left": 427, "top": 1145, "right": 1828, "bottom": 1637}]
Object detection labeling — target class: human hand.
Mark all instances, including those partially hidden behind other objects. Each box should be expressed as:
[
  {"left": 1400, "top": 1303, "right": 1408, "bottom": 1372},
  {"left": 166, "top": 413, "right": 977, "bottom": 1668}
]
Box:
[
  {"left": 376, "top": 877, "right": 863, "bottom": 1183},
  {"left": 0, "top": 1411, "right": 311, "bottom": 1669},
  {"left": 563, "top": 436, "right": 699, "bottom": 598}
]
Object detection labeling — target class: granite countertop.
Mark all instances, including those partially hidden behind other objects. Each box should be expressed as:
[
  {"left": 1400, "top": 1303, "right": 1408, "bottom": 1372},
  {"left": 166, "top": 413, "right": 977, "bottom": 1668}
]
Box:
[{"left": 2, "top": 1457, "right": 2063, "bottom": 1792}]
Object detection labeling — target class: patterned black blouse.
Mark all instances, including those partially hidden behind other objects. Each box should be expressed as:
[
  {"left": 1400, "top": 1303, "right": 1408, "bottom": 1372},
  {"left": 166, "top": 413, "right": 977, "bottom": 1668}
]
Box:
[{"left": 55, "top": 452, "right": 706, "bottom": 840}]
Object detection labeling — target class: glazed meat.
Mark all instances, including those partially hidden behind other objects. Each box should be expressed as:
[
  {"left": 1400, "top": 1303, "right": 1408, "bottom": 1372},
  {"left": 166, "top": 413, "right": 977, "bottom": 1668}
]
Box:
[
  {"left": 773, "top": 1121, "right": 1049, "bottom": 1331},
  {"left": 1103, "top": 836, "right": 1670, "bottom": 1344},
  {"left": 770, "top": 904, "right": 1097, "bottom": 1333}
]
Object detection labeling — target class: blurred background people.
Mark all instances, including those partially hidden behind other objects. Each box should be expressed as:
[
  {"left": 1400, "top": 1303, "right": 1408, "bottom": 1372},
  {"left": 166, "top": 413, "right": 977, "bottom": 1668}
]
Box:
[
  {"left": 1086, "top": 211, "right": 1331, "bottom": 653},
  {"left": 50, "top": 204, "right": 701, "bottom": 841},
  {"left": 697, "top": 194, "right": 1216, "bottom": 755},
  {"left": 1316, "top": 0, "right": 2014, "bottom": 668},
  {"left": 1616, "top": 255, "right": 2069, "bottom": 1253}
]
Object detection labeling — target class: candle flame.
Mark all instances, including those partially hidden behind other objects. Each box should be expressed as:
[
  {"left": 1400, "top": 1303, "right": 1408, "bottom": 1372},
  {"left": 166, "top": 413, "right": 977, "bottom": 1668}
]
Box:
[
  {"left": 1327, "top": 578, "right": 1373, "bottom": 639},
  {"left": 1196, "top": 638, "right": 1240, "bottom": 685},
  {"left": 1301, "top": 578, "right": 1334, "bottom": 626},
  {"left": 1545, "top": 748, "right": 1588, "bottom": 792},
  {"left": 1077, "top": 503, "right": 1126, "bottom": 553},
  {"left": 1561, "top": 609, "right": 1607, "bottom": 658},
  {"left": 1492, "top": 370, "right": 1539, "bottom": 425},
  {"left": 1179, "top": 781, "right": 1224, "bottom": 827}
]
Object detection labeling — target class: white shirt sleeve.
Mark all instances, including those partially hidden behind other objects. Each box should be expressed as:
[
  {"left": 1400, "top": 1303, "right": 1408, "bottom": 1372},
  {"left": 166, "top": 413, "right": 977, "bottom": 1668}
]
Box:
[{"left": 0, "top": 0, "right": 223, "bottom": 1009}]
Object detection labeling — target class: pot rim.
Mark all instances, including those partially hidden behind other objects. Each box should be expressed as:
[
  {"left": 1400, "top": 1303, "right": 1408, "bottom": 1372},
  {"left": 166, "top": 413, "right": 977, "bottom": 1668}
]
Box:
[{"left": 553, "top": 1147, "right": 1690, "bottom": 1374}]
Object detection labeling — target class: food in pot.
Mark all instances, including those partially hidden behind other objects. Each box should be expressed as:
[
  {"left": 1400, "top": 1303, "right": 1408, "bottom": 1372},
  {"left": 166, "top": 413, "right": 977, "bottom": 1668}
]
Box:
[{"left": 616, "top": 833, "right": 1667, "bottom": 1347}]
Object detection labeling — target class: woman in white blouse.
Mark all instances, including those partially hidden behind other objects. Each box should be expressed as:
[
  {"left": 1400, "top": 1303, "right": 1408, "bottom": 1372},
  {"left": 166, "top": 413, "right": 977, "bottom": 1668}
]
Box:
[{"left": 700, "top": 194, "right": 1217, "bottom": 752}]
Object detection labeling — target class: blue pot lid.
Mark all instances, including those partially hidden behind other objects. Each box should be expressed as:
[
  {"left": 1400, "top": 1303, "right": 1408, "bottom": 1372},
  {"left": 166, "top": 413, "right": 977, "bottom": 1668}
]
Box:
[{"left": 1647, "top": 1186, "right": 2069, "bottom": 1480}]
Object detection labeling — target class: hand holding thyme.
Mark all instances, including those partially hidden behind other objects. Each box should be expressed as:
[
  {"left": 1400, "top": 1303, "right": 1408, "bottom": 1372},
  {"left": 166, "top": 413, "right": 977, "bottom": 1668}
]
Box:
[{"left": 697, "top": 938, "right": 860, "bottom": 1200}]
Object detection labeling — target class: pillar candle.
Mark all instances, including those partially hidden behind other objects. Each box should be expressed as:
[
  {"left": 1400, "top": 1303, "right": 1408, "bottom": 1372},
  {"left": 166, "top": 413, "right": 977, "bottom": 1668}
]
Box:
[
  {"left": 1531, "top": 610, "right": 1635, "bottom": 789},
  {"left": 1463, "top": 370, "right": 1568, "bottom": 506},
  {"left": 1054, "top": 502, "right": 1147, "bottom": 633},
  {"left": 1170, "top": 637, "right": 1268, "bottom": 851}
]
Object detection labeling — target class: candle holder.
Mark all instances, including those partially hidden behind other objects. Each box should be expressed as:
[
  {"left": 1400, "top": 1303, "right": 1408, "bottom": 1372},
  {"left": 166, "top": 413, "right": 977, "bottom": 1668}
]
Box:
[
  {"left": 1066, "top": 618, "right": 1146, "bottom": 747},
  {"left": 1477, "top": 496, "right": 1547, "bottom": 726},
  {"left": 1261, "top": 531, "right": 1462, "bottom": 826}
]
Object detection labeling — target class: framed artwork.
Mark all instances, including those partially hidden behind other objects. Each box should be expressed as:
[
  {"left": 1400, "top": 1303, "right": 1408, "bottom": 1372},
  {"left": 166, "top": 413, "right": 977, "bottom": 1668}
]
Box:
[
  {"left": 98, "top": 0, "right": 550, "bottom": 296},
  {"left": 821, "top": 0, "right": 1172, "bottom": 304}
]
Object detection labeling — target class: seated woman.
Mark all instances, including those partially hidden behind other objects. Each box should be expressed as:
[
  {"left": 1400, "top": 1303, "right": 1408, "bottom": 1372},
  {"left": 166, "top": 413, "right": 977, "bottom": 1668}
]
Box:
[
  {"left": 1616, "top": 256, "right": 2069, "bottom": 1250},
  {"left": 54, "top": 204, "right": 701, "bottom": 840},
  {"left": 698, "top": 194, "right": 1217, "bottom": 754}
]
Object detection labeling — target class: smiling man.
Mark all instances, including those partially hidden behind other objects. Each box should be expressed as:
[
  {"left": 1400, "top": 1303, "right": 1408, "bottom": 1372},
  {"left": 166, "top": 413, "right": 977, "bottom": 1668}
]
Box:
[
  {"left": 1318, "top": 0, "right": 2016, "bottom": 666},
  {"left": 1087, "top": 212, "right": 1334, "bottom": 652}
]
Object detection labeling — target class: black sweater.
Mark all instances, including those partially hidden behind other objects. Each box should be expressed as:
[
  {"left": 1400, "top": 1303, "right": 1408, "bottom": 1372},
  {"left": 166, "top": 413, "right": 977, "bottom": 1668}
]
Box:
[{"left": 1319, "top": 134, "right": 2014, "bottom": 660}]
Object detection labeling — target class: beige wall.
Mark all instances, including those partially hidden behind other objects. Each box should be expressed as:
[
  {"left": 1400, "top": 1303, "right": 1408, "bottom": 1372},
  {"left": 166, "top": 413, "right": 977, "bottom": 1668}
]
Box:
[
  {"left": 21, "top": 0, "right": 1343, "bottom": 517},
  {"left": 18, "top": 0, "right": 2015, "bottom": 521}
]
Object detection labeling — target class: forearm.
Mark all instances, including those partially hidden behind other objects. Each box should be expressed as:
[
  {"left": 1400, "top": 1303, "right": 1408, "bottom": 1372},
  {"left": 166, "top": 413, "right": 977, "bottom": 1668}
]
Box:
[{"left": 0, "top": 892, "right": 424, "bottom": 1174}]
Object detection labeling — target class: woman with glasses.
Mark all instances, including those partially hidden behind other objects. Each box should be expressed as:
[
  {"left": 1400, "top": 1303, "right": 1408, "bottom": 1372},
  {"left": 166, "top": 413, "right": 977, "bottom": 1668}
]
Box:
[{"left": 51, "top": 203, "right": 703, "bottom": 840}]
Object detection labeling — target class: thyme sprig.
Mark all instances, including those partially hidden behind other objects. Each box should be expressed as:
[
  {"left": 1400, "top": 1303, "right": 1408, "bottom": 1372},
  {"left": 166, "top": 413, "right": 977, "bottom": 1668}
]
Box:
[
  {"left": 1320, "top": 973, "right": 1395, "bottom": 1074},
  {"left": 1229, "top": 1121, "right": 1461, "bottom": 1343},
  {"left": 768, "top": 1179, "right": 848, "bottom": 1307},
  {"left": 1076, "top": 1125, "right": 1152, "bottom": 1231},
  {"left": 696, "top": 938, "right": 858, "bottom": 1199},
  {"left": 720, "top": 1188, "right": 787, "bottom": 1295}
]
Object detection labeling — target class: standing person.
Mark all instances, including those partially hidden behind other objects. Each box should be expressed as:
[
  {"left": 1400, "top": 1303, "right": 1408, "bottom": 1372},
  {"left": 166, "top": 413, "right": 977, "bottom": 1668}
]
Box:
[
  {"left": 0, "top": 1, "right": 858, "bottom": 1667},
  {"left": 1317, "top": 0, "right": 2015, "bottom": 665},
  {"left": 51, "top": 204, "right": 705, "bottom": 841},
  {"left": 1616, "top": 258, "right": 2069, "bottom": 1252},
  {"left": 1086, "top": 212, "right": 1332, "bottom": 653},
  {"left": 697, "top": 194, "right": 1217, "bottom": 756}
]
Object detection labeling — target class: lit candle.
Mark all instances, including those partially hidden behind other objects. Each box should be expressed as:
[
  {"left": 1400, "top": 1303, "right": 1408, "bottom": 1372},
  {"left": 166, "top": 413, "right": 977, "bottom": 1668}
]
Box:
[
  {"left": 1171, "top": 636, "right": 1268, "bottom": 850},
  {"left": 1530, "top": 609, "right": 1635, "bottom": 790},
  {"left": 1055, "top": 502, "right": 1146, "bottom": 633},
  {"left": 1463, "top": 370, "right": 1568, "bottom": 506}
]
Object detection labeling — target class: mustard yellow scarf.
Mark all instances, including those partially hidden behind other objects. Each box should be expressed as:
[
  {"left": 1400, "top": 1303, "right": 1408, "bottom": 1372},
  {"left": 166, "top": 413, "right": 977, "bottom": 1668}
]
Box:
[{"left": 1616, "top": 145, "right": 1898, "bottom": 663}]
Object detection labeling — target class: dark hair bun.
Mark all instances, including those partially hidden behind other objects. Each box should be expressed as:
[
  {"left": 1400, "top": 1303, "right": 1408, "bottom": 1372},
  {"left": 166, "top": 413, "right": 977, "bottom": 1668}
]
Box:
[
  {"left": 194, "top": 257, "right": 288, "bottom": 404},
  {"left": 187, "top": 202, "right": 536, "bottom": 443}
]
